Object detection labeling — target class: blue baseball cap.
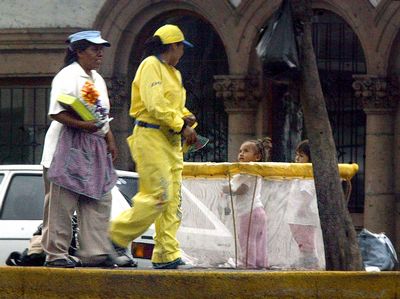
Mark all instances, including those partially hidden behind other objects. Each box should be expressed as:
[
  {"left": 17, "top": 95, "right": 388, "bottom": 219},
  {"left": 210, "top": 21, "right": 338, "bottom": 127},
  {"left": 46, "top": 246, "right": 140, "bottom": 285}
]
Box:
[{"left": 67, "top": 30, "right": 110, "bottom": 47}]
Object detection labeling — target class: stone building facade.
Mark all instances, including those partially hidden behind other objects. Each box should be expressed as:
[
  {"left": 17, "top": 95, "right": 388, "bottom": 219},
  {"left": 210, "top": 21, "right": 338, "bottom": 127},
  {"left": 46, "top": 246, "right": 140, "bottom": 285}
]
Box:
[{"left": 1, "top": 0, "right": 400, "bottom": 249}]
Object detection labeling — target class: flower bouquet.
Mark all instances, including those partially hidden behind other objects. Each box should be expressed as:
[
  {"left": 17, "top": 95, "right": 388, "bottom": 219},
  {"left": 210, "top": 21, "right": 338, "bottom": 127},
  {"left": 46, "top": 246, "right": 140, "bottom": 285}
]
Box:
[{"left": 57, "top": 81, "right": 112, "bottom": 127}]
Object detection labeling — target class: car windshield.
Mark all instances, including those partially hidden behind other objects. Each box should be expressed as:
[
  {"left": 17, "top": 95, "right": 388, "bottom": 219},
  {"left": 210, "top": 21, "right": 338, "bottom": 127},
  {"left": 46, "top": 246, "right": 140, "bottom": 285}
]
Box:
[{"left": 115, "top": 177, "right": 138, "bottom": 205}]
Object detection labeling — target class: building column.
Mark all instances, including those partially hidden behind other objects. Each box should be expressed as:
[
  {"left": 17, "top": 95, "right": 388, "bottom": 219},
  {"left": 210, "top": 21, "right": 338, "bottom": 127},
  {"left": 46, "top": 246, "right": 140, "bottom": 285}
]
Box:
[
  {"left": 353, "top": 75, "right": 398, "bottom": 242},
  {"left": 214, "top": 75, "right": 261, "bottom": 162},
  {"left": 106, "top": 75, "right": 134, "bottom": 171}
]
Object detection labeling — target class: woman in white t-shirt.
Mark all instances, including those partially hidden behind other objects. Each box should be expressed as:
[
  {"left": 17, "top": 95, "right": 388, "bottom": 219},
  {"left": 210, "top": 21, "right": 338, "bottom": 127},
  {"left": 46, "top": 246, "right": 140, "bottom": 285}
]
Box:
[
  {"left": 222, "top": 137, "right": 272, "bottom": 269},
  {"left": 40, "top": 31, "right": 133, "bottom": 268}
]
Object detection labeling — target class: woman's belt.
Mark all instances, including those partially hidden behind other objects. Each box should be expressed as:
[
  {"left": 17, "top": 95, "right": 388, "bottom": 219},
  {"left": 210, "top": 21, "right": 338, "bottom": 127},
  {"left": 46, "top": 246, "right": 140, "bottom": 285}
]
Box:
[{"left": 135, "top": 120, "right": 160, "bottom": 129}]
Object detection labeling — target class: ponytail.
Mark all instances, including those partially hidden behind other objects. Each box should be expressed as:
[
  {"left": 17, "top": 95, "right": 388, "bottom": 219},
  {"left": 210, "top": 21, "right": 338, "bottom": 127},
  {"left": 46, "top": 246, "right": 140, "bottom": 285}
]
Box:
[
  {"left": 248, "top": 137, "right": 272, "bottom": 162},
  {"left": 142, "top": 35, "right": 170, "bottom": 60}
]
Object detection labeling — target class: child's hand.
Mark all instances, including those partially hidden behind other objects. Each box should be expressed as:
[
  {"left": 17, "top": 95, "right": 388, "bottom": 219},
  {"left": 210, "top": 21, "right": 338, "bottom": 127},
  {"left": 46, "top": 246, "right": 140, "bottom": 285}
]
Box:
[
  {"left": 222, "top": 185, "right": 230, "bottom": 194},
  {"left": 234, "top": 183, "right": 249, "bottom": 195}
]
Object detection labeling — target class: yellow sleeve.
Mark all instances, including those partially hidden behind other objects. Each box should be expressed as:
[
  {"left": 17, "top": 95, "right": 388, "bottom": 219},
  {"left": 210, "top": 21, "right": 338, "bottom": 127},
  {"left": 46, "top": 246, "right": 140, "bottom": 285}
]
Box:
[
  {"left": 139, "top": 60, "right": 184, "bottom": 132},
  {"left": 183, "top": 107, "right": 192, "bottom": 117}
]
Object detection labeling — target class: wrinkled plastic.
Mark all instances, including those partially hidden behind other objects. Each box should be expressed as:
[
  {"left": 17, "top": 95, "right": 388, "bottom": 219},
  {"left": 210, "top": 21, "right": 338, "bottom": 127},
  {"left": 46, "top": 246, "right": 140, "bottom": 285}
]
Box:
[
  {"left": 178, "top": 175, "right": 326, "bottom": 270},
  {"left": 256, "top": 0, "right": 299, "bottom": 80},
  {"left": 358, "top": 228, "right": 398, "bottom": 271}
]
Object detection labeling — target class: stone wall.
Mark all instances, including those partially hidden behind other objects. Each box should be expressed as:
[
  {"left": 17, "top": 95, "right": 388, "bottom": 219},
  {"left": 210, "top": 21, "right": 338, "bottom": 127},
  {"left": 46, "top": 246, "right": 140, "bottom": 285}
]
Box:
[{"left": 0, "top": 0, "right": 104, "bottom": 28}]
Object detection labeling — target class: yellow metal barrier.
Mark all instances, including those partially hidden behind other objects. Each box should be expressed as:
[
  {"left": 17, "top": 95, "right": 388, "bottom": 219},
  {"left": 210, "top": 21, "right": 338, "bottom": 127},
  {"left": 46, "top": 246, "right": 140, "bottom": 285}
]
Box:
[{"left": 183, "top": 162, "right": 358, "bottom": 180}]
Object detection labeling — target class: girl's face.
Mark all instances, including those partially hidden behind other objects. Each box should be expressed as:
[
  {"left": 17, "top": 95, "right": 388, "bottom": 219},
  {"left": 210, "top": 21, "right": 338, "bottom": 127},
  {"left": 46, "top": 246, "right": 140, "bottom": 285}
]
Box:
[
  {"left": 238, "top": 141, "right": 261, "bottom": 162},
  {"left": 295, "top": 151, "right": 310, "bottom": 163}
]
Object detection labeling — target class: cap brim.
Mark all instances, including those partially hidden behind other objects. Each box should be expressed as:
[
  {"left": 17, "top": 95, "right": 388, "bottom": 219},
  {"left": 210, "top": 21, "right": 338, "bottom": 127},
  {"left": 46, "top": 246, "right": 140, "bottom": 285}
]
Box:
[
  {"left": 87, "top": 37, "right": 111, "bottom": 47},
  {"left": 183, "top": 40, "right": 194, "bottom": 48},
  {"left": 66, "top": 37, "right": 111, "bottom": 47}
]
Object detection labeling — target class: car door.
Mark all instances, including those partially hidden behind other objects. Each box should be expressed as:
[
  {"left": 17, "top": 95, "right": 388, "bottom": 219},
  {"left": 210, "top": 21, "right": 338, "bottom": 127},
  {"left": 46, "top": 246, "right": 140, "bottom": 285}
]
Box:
[{"left": 0, "top": 170, "right": 44, "bottom": 264}]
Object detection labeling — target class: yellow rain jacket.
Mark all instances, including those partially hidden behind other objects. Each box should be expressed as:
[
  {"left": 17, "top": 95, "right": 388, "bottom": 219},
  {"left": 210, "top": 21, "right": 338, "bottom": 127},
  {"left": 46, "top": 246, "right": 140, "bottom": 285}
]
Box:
[{"left": 130, "top": 56, "right": 192, "bottom": 132}]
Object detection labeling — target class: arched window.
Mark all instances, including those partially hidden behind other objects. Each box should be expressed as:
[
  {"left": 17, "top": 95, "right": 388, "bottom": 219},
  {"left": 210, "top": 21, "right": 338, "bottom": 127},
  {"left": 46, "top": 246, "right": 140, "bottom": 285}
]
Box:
[
  {"left": 313, "top": 10, "right": 366, "bottom": 212},
  {"left": 267, "top": 9, "right": 366, "bottom": 212}
]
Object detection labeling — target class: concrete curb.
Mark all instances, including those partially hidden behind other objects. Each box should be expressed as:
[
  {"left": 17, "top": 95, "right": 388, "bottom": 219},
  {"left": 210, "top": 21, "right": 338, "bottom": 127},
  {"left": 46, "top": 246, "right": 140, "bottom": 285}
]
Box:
[{"left": 1, "top": 267, "right": 400, "bottom": 298}]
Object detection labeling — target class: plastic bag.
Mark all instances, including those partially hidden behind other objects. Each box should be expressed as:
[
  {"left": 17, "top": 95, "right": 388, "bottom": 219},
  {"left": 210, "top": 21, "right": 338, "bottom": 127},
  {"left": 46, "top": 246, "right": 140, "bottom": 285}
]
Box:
[
  {"left": 357, "top": 228, "right": 398, "bottom": 271},
  {"left": 256, "top": 0, "right": 299, "bottom": 80}
]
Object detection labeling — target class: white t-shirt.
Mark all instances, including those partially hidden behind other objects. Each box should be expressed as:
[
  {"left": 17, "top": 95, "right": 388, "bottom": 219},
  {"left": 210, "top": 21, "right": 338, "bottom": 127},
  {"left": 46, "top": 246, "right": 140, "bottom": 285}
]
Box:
[
  {"left": 286, "top": 179, "right": 319, "bottom": 226},
  {"left": 40, "top": 62, "right": 110, "bottom": 168},
  {"left": 230, "top": 174, "right": 264, "bottom": 216}
]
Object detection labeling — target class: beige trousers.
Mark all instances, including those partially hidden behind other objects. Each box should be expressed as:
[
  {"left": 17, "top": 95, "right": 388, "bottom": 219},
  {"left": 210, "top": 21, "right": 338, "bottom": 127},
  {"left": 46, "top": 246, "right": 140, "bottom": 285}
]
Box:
[{"left": 41, "top": 173, "right": 113, "bottom": 262}]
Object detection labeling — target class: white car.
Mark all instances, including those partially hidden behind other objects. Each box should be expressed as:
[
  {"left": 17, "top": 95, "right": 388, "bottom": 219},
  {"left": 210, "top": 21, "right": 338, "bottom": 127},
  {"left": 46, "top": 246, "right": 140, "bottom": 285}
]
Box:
[
  {"left": 0, "top": 165, "right": 233, "bottom": 267},
  {"left": 0, "top": 165, "right": 137, "bottom": 265}
]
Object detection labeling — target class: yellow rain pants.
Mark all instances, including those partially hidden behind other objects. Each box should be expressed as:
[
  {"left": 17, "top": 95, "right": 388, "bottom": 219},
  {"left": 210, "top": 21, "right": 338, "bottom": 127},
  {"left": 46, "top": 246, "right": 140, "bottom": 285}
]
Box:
[{"left": 110, "top": 125, "right": 183, "bottom": 263}]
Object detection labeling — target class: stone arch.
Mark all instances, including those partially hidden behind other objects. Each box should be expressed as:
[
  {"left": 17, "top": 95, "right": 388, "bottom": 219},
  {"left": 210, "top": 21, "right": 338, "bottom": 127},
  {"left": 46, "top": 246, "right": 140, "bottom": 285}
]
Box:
[
  {"left": 93, "top": 0, "right": 231, "bottom": 163},
  {"left": 232, "top": 0, "right": 372, "bottom": 75},
  {"left": 311, "top": 0, "right": 374, "bottom": 73},
  {"left": 222, "top": 0, "right": 281, "bottom": 74},
  {"left": 387, "top": 30, "right": 400, "bottom": 76},
  {"left": 93, "top": 0, "right": 234, "bottom": 78},
  {"left": 374, "top": 1, "right": 400, "bottom": 74},
  {"left": 309, "top": 0, "right": 400, "bottom": 75}
]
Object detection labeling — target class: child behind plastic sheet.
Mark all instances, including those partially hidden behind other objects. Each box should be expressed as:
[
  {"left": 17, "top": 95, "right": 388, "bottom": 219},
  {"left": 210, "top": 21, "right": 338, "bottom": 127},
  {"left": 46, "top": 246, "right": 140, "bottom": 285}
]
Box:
[
  {"left": 287, "top": 139, "right": 319, "bottom": 269},
  {"left": 221, "top": 137, "right": 272, "bottom": 269}
]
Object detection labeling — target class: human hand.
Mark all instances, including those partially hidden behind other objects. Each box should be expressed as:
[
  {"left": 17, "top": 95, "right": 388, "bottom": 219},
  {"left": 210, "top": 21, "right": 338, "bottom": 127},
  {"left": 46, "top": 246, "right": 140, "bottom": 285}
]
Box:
[
  {"left": 81, "top": 120, "right": 99, "bottom": 133},
  {"left": 108, "top": 142, "right": 118, "bottom": 161},
  {"left": 182, "top": 126, "right": 197, "bottom": 145},
  {"left": 222, "top": 185, "right": 230, "bottom": 194},
  {"left": 183, "top": 115, "right": 196, "bottom": 127}
]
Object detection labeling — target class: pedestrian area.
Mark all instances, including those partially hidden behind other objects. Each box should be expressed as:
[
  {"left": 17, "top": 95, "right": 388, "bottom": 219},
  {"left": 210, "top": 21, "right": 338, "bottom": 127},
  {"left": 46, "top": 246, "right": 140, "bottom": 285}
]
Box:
[{"left": 1, "top": 267, "right": 400, "bottom": 298}]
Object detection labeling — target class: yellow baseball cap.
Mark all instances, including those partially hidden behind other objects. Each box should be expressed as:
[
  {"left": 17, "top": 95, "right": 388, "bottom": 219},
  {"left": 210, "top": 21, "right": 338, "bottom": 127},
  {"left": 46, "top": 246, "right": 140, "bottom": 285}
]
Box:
[{"left": 153, "top": 24, "right": 194, "bottom": 47}]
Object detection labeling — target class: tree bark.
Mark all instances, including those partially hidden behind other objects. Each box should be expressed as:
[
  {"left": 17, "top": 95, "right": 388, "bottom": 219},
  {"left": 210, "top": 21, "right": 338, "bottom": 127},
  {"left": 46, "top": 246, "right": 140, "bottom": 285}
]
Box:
[{"left": 291, "top": 0, "right": 363, "bottom": 270}]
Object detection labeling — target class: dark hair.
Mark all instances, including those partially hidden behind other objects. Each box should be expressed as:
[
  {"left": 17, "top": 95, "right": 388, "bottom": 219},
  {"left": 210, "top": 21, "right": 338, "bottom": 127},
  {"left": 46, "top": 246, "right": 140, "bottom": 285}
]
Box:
[
  {"left": 141, "top": 35, "right": 174, "bottom": 60},
  {"left": 296, "top": 139, "right": 311, "bottom": 162},
  {"left": 63, "top": 39, "right": 93, "bottom": 67},
  {"left": 247, "top": 137, "right": 273, "bottom": 162}
]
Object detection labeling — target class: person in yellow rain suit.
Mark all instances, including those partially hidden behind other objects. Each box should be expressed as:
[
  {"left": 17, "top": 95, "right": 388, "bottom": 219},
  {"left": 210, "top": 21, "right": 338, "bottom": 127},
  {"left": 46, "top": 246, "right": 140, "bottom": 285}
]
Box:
[{"left": 109, "top": 24, "right": 198, "bottom": 269}]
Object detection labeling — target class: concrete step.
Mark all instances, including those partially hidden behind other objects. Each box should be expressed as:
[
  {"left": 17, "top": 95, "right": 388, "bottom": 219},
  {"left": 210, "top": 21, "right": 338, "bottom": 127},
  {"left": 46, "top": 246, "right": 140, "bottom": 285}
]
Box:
[{"left": 1, "top": 267, "right": 399, "bottom": 298}]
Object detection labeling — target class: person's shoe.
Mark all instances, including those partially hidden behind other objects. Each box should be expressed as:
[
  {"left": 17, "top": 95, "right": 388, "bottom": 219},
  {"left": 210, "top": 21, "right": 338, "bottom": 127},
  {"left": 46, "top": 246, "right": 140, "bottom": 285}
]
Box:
[
  {"left": 68, "top": 256, "right": 82, "bottom": 267},
  {"left": 152, "top": 258, "right": 192, "bottom": 270},
  {"left": 95, "top": 255, "right": 118, "bottom": 269},
  {"left": 44, "top": 258, "right": 75, "bottom": 268},
  {"left": 113, "top": 254, "right": 138, "bottom": 267},
  {"left": 112, "top": 242, "right": 138, "bottom": 267},
  {"left": 82, "top": 254, "right": 118, "bottom": 269}
]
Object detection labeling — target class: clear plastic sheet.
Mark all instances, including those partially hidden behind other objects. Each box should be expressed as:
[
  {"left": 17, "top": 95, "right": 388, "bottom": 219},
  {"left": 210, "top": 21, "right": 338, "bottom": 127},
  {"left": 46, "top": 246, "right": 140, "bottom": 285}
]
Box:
[{"left": 178, "top": 175, "right": 325, "bottom": 270}]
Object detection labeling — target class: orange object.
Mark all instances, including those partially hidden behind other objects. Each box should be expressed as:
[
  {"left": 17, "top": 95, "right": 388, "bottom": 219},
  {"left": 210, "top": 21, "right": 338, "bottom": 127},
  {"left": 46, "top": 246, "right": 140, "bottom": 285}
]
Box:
[{"left": 81, "top": 81, "right": 100, "bottom": 105}]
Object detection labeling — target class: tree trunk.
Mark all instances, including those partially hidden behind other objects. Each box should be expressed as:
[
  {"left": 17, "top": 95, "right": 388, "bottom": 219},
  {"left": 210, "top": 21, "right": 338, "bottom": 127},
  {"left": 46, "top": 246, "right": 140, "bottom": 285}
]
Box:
[{"left": 291, "top": 0, "right": 363, "bottom": 270}]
